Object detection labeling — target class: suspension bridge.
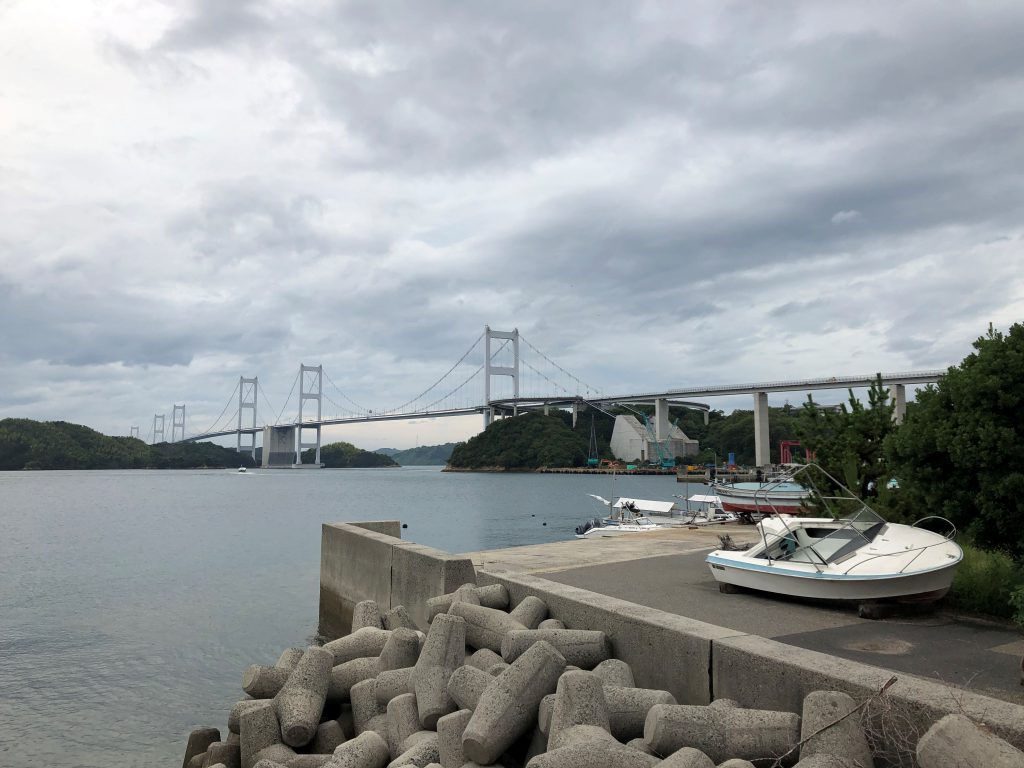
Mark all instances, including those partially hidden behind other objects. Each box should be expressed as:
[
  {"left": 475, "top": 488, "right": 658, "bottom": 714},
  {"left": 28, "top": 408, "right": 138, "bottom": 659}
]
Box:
[{"left": 137, "top": 326, "right": 944, "bottom": 467}]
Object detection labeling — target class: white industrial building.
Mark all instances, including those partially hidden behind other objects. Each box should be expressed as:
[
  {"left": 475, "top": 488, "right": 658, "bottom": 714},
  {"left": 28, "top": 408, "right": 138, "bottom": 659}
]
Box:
[{"left": 609, "top": 415, "right": 698, "bottom": 463}]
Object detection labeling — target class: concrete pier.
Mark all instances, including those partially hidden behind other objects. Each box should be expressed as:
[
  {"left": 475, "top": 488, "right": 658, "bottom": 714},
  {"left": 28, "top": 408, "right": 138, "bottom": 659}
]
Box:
[{"left": 317, "top": 520, "right": 1024, "bottom": 763}]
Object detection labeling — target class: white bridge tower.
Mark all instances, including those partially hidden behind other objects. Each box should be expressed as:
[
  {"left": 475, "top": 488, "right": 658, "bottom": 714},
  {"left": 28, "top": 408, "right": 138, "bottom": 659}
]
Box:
[{"left": 483, "top": 326, "right": 519, "bottom": 428}]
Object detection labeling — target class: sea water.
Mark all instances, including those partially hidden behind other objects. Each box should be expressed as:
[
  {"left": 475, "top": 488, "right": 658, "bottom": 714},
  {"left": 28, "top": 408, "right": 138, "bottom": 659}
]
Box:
[{"left": 0, "top": 467, "right": 691, "bottom": 767}]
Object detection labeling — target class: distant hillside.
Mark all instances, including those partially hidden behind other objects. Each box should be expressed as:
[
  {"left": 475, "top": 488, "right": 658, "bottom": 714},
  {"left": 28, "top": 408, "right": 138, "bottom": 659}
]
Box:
[
  {"left": 0, "top": 418, "right": 257, "bottom": 470},
  {"left": 375, "top": 443, "right": 457, "bottom": 465},
  {"left": 302, "top": 441, "right": 398, "bottom": 468},
  {"left": 448, "top": 412, "right": 588, "bottom": 470}
]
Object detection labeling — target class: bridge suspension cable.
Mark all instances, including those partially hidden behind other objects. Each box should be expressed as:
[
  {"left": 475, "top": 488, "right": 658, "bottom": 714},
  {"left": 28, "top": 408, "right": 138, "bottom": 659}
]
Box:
[
  {"left": 200, "top": 380, "right": 241, "bottom": 437},
  {"left": 323, "top": 369, "right": 370, "bottom": 416},
  {"left": 382, "top": 331, "right": 485, "bottom": 414},
  {"left": 274, "top": 368, "right": 300, "bottom": 425},
  {"left": 519, "top": 335, "right": 601, "bottom": 398},
  {"left": 256, "top": 380, "right": 278, "bottom": 428}
]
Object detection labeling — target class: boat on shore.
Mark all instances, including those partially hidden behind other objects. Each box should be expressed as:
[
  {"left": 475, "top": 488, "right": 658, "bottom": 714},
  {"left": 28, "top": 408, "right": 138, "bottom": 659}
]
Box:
[
  {"left": 706, "top": 465, "right": 962, "bottom": 604},
  {"left": 574, "top": 496, "right": 672, "bottom": 538},
  {"left": 711, "top": 475, "right": 810, "bottom": 517}
]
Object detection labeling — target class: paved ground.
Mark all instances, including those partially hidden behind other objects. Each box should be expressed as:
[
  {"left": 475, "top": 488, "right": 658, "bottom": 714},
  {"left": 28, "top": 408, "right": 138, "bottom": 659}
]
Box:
[{"left": 468, "top": 531, "right": 1024, "bottom": 704}]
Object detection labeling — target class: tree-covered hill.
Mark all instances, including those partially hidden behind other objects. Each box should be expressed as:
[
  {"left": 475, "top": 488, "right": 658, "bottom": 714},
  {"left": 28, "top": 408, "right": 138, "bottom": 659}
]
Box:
[
  {"left": 375, "top": 443, "right": 457, "bottom": 465},
  {"left": 448, "top": 412, "right": 589, "bottom": 469},
  {"left": 302, "top": 441, "right": 398, "bottom": 468},
  {"left": 0, "top": 418, "right": 257, "bottom": 470}
]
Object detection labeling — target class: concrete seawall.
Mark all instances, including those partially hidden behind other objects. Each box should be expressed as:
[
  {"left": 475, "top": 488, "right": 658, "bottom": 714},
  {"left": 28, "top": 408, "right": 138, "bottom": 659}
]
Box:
[
  {"left": 319, "top": 521, "right": 1024, "bottom": 751},
  {"left": 319, "top": 521, "right": 476, "bottom": 635}
]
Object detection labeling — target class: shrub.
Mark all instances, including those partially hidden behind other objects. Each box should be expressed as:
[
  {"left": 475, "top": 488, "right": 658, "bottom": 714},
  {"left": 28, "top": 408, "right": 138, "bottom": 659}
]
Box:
[{"left": 945, "top": 542, "right": 1024, "bottom": 619}]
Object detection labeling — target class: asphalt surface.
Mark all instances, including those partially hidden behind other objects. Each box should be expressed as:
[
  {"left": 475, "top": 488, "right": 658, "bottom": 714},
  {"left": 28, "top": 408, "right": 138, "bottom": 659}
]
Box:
[{"left": 542, "top": 549, "right": 1024, "bottom": 704}]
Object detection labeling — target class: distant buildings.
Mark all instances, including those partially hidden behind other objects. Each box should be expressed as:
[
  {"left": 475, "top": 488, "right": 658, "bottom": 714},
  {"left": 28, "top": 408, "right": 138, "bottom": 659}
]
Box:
[{"left": 609, "top": 415, "right": 698, "bottom": 463}]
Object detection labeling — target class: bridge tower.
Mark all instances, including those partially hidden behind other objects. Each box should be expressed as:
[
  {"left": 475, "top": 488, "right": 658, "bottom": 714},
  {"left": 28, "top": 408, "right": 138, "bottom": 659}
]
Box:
[
  {"left": 129, "top": 426, "right": 140, "bottom": 439},
  {"left": 296, "top": 364, "right": 322, "bottom": 465},
  {"left": 152, "top": 414, "right": 165, "bottom": 444},
  {"left": 170, "top": 404, "right": 186, "bottom": 442},
  {"left": 237, "top": 376, "right": 258, "bottom": 459},
  {"left": 483, "top": 326, "right": 519, "bottom": 428}
]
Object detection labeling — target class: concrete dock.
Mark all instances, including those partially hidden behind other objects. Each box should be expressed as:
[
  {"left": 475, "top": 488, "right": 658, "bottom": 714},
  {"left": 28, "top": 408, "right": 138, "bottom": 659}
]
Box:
[{"left": 465, "top": 526, "right": 1024, "bottom": 705}]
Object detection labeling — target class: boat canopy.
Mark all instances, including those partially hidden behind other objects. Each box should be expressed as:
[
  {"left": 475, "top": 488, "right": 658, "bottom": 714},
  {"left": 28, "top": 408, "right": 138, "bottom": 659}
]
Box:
[
  {"left": 613, "top": 498, "right": 676, "bottom": 514},
  {"left": 687, "top": 494, "right": 721, "bottom": 505}
]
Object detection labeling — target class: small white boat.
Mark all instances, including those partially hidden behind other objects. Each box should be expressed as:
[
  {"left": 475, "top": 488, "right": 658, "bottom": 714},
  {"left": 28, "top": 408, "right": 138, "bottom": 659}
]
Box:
[
  {"left": 706, "top": 465, "right": 962, "bottom": 604},
  {"left": 237, "top": 466, "right": 247, "bottom": 473},
  {"left": 575, "top": 496, "right": 671, "bottom": 538},
  {"left": 675, "top": 494, "right": 737, "bottom": 524}
]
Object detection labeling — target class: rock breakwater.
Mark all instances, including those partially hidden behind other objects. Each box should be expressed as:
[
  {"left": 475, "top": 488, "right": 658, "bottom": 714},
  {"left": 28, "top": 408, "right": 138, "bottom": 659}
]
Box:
[{"left": 184, "top": 586, "right": 1024, "bottom": 768}]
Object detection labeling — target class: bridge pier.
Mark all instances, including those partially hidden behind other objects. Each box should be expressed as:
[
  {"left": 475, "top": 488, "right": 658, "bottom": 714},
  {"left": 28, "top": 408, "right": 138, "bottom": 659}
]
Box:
[
  {"left": 297, "top": 364, "right": 323, "bottom": 465},
  {"left": 237, "top": 376, "right": 258, "bottom": 460},
  {"left": 654, "top": 398, "right": 670, "bottom": 441},
  {"left": 753, "top": 391, "right": 770, "bottom": 468},
  {"left": 889, "top": 383, "right": 907, "bottom": 424},
  {"left": 171, "top": 404, "right": 186, "bottom": 442}
]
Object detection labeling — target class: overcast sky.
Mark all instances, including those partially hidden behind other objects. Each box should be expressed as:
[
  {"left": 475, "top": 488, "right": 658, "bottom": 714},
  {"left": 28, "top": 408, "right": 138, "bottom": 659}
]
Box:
[{"left": 2, "top": 1, "right": 1023, "bottom": 449}]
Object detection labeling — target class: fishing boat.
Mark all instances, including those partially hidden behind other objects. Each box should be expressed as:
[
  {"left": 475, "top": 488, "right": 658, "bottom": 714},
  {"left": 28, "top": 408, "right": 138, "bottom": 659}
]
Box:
[
  {"left": 712, "top": 475, "right": 810, "bottom": 516},
  {"left": 706, "top": 465, "right": 962, "bottom": 604},
  {"left": 574, "top": 496, "right": 673, "bottom": 538}
]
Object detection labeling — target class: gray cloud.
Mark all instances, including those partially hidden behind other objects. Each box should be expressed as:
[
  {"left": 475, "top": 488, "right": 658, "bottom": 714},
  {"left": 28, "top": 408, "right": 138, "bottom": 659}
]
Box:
[{"left": 1, "top": 1, "right": 1023, "bottom": 442}]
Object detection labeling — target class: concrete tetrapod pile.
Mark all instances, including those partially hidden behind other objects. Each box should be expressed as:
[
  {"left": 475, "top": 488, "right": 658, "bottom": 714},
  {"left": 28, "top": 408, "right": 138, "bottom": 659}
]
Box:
[{"left": 183, "top": 586, "right": 1024, "bottom": 768}]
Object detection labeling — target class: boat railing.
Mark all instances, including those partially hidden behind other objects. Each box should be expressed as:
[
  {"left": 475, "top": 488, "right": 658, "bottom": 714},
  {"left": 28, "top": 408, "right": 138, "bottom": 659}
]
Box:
[
  {"left": 911, "top": 515, "right": 957, "bottom": 539},
  {"left": 841, "top": 525, "right": 958, "bottom": 575}
]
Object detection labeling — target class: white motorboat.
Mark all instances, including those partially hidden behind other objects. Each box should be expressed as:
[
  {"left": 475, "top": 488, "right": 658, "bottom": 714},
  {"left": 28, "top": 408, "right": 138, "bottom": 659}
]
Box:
[
  {"left": 674, "top": 493, "right": 737, "bottom": 524},
  {"left": 712, "top": 478, "right": 810, "bottom": 516},
  {"left": 575, "top": 496, "right": 672, "bottom": 538},
  {"left": 706, "top": 465, "right": 962, "bottom": 604}
]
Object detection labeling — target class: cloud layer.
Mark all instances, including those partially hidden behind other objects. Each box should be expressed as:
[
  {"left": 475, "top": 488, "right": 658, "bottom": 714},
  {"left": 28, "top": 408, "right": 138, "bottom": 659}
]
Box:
[{"left": 2, "top": 1, "right": 1023, "bottom": 446}]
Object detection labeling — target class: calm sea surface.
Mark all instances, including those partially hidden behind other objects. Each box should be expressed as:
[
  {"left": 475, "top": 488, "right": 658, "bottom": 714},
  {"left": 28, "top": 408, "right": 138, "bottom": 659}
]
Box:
[{"left": 0, "top": 466, "right": 693, "bottom": 768}]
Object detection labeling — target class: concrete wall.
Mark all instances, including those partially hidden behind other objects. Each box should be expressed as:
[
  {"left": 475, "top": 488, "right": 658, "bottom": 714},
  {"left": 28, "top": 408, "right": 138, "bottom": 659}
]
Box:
[
  {"left": 318, "top": 522, "right": 475, "bottom": 637},
  {"left": 713, "top": 633, "right": 1024, "bottom": 752},
  {"left": 476, "top": 569, "right": 742, "bottom": 706},
  {"left": 318, "top": 529, "right": 1024, "bottom": 752},
  {"left": 262, "top": 425, "right": 297, "bottom": 467}
]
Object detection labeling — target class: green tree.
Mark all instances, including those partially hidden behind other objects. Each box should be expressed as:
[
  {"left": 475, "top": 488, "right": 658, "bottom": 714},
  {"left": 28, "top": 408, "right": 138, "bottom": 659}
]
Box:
[
  {"left": 886, "top": 323, "right": 1024, "bottom": 557},
  {"left": 797, "top": 375, "right": 896, "bottom": 499}
]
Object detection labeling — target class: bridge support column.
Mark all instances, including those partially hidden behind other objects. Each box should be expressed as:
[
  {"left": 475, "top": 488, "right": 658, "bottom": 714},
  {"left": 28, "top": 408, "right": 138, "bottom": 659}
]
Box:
[
  {"left": 571, "top": 400, "right": 578, "bottom": 428},
  {"left": 889, "top": 383, "right": 907, "bottom": 425},
  {"left": 703, "top": 410, "right": 709, "bottom": 426},
  {"left": 237, "top": 376, "right": 258, "bottom": 460},
  {"left": 171, "top": 404, "right": 186, "bottom": 442},
  {"left": 655, "top": 398, "right": 670, "bottom": 442},
  {"left": 297, "top": 364, "right": 323, "bottom": 466},
  {"left": 543, "top": 403, "right": 549, "bottom": 416},
  {"left": 152, "top": 414, "right": 165, "bottom": 444},
  {"left": 753, "top": 391, "right": 770, "bottom": 468},
  {"left": 484, "top": 325, "right": 519, "bottom": 425}
]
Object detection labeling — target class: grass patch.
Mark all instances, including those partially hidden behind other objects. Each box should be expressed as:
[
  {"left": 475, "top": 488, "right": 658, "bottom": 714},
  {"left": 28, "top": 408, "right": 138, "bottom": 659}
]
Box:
[{"left": 945, "top": 542, "right": 1024, "bottom": 622}]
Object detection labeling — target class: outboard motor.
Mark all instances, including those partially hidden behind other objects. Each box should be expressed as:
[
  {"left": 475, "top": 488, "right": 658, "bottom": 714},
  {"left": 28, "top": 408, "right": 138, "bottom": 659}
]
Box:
[{"left": 574, "top": 518, "right": 603, "bottom": 536}]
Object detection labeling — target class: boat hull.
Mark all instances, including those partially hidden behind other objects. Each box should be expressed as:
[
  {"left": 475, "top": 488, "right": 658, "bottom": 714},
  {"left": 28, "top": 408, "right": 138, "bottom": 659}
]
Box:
[
  {"left": 713, "top": 482, "right": 809, "bottom": 515},
  {"left": 706, "top": 554, "right": 957, "bottom": 603}
]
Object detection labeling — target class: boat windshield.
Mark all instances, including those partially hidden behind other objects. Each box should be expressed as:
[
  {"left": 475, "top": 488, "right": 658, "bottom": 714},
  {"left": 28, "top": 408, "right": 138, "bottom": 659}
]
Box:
[{"left": 763, "top": 507, "right": 887, "bottom": 565}]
